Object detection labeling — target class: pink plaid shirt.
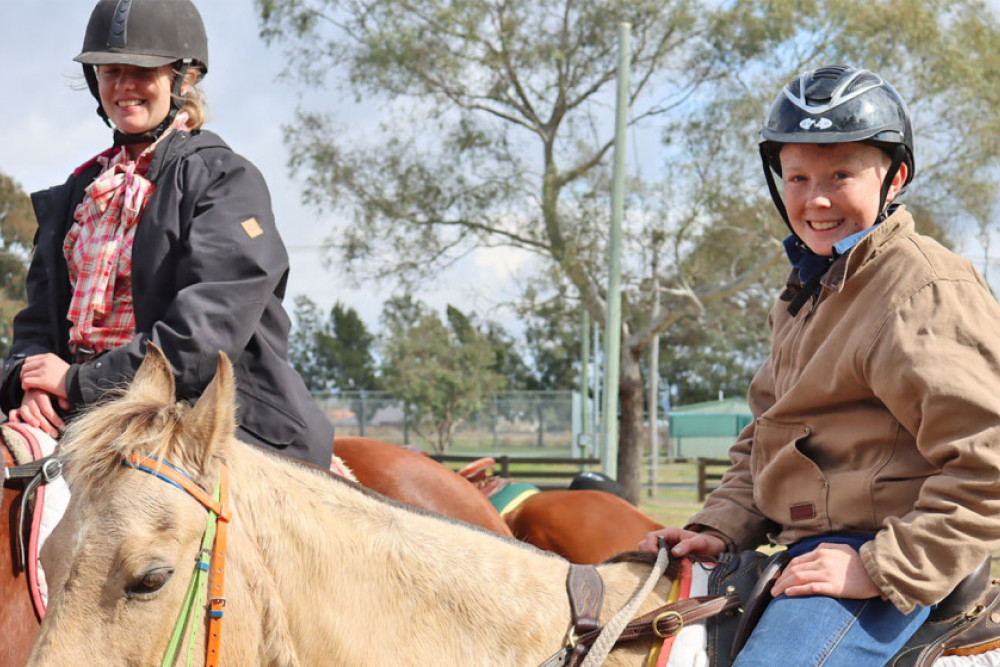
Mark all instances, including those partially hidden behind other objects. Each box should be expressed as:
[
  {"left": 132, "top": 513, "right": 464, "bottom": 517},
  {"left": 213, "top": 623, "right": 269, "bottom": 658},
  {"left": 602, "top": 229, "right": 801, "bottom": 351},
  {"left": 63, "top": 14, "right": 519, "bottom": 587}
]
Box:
[{"left": 63, "top": 115, "right": 188, "bottom": 356}]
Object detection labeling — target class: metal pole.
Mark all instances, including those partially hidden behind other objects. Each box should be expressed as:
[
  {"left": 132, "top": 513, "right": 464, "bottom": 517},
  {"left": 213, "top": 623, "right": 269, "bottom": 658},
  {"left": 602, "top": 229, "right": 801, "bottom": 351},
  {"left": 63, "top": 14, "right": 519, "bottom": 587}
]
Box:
[
  {"left": 592, "top": 323, "right": 601, "bottom": 444},
  {"left": 648, "top": 249, "right": 660, "bottom": 497},
  {"left": 600, "top": 23, "right": 631, "bottom": 480},
  {"left": 580, "top": 309, "right": 591, "bottom": 457}
]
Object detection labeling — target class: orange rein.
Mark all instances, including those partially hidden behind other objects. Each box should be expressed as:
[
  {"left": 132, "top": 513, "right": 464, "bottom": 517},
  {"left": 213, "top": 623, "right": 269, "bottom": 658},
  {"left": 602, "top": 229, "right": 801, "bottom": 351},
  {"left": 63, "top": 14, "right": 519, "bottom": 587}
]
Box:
[{"left": 122, "top": 454, "right": 231, "bottom": 667}]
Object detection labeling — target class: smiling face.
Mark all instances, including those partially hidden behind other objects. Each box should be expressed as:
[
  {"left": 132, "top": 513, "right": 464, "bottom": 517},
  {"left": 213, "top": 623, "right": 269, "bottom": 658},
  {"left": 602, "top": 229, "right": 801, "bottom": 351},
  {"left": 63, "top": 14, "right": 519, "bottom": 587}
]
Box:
[
  {"left": 779, "top": 142, "right": 907, "bottom": 256},
  {"left": 96, "top": 64, "right": 179, "bottom": 136}
]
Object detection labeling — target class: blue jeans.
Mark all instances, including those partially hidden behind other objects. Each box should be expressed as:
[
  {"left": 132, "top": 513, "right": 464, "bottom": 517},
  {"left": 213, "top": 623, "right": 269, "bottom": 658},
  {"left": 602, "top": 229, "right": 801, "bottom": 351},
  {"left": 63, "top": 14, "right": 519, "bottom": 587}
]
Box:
[{"left": 733, "top": 534, "right": 930, "bottom": 666}]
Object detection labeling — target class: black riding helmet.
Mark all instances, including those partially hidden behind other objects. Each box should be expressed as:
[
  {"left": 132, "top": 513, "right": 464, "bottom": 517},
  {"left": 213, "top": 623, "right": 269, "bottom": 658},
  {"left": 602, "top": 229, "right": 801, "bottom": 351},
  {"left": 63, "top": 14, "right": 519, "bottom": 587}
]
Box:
[
  {"left": 75, "top": 0, "right": 209, "bottom": 145},
  {"left": 758, "top": 65, "right": 914, "bottom": 234}
]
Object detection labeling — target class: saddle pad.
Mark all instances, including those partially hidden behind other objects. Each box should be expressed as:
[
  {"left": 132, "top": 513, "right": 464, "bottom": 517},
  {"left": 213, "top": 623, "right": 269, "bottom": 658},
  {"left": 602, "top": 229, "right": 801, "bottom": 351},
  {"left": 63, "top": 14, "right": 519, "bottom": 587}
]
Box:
[
  {"left": 662, "top": 560, "right": 711, "bottom": 667},
  {"left": 936, "top": 652, "right": 1000, "bottom": 665},
  {"left": 330, "top": 454, "right": 358, "bottom": 483},
  {"left": 491, "top": 481, "right": 539, "bottom": 516},
  {"left": 3, "top": 423, "right": 69, "bottom": 619}
]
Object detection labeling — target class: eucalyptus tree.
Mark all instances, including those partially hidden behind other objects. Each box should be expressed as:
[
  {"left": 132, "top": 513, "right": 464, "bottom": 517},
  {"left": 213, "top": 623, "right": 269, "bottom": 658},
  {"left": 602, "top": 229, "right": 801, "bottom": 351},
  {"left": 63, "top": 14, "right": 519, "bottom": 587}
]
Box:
[
  {"left": 0, "top": 172, "right": 34, "bottom": 357},
  {"left": 256, "top": 0, "right": 1000, "bottom": 501},
  {"left": 289, "top": 296, "right": 379, "bottom": 393},
  {"left": 380, "top": 304, "right": 507, "bottom": 452}
]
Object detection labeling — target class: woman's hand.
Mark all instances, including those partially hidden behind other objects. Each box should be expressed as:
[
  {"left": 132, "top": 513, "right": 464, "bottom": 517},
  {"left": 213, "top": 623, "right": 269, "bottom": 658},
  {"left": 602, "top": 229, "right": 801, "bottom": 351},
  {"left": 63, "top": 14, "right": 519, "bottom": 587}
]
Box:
[
  {"left": 20, "top": 353, "right": 70, "bottom": 405},
  {"left": 638, "top": 527, "right": 727, "bottom": 558},
  {"left": 7, "top": 388, "right": 65, "bottom": 438},
  {"left": 771, "top": 542, "right": 880, "bottom": 599}
]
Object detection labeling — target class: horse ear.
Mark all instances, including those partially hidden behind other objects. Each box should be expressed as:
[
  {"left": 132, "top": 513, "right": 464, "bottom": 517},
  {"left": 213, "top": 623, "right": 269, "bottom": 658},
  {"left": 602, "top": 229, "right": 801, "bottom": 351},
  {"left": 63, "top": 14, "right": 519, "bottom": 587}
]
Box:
[
  {"left": 181, "top": 351, "right": 237, "bottom": 474},
  {"left": 128, "top": 343, "right": 176, "bottom": 404}
]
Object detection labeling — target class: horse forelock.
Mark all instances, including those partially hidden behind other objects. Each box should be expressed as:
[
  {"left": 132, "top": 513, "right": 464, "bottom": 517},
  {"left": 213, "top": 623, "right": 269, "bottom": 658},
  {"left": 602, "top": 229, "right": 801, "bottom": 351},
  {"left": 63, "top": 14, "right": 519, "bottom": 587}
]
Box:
[{"left": 59, "top": 392, "right": 193, "bottom": 496}]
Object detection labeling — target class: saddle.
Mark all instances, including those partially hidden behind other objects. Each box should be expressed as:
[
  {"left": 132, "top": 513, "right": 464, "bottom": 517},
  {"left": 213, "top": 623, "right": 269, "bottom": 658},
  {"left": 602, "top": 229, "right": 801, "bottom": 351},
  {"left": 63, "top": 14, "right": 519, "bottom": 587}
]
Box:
[
  {"left": 456, "top": 457, "right": 539, "bottom": 515},
  {"left": 543, "top": 548, "right": 1000, "bottom": 667},
  {"left": 1, "top": 423, "right": 68, "bottom": 621},
  {"left": 704, "top": 550, "right": 1000, "bottom": 667}
]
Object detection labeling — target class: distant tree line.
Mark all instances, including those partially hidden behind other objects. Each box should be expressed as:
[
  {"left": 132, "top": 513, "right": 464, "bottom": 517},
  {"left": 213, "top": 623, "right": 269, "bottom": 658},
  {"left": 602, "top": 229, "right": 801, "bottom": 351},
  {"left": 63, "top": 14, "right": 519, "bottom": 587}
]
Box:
[
  {"left": 287, "top": 292, "right": 768, "bottom": 450},
  {"left": 0, "top": 171, "right": 34, "bottom": 358}
]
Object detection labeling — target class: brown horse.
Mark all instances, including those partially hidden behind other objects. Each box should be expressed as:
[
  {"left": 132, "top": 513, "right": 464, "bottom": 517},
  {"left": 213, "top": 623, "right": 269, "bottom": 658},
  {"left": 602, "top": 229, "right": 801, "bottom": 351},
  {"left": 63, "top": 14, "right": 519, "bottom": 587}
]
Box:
[
  {"left": 332, "top": 436, "right": 512, "bottom": 536},
  {"left": 504, "top": 489, "right": 664, "bottom": 564},
  {"left": 0, "top": 442, "right": 42, "bottom": 665},
  {"left": 28, "top": 346, "right": 679, "bottom": 665},
  {"left": 334, "top": 439, "right": 663, "bottom": 564}
]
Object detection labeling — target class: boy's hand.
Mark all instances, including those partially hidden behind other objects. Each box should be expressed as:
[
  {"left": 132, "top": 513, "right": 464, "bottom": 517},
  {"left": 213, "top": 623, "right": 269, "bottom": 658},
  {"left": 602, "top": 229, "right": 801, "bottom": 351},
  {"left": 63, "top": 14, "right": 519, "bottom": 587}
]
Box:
[
  {"left": 638, "top": 527, "right": 727, "bottom": 558},
  {"left": 771, "top": 542, "right": 880, "bottom": 599}
]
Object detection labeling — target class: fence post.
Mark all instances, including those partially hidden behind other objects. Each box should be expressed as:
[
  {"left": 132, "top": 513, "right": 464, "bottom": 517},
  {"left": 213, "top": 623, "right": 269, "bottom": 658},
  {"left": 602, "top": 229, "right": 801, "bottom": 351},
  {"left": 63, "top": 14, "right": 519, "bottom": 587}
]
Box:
[
  {"left": 359, "top": 389, "right": 366, "bottom": 437},
  {"left": 402, "top": 401, "right": 409, "bottom": 445},
  {"left": 697, "top": 458, "right": 707, "bottom": 502},
  {"left": 536, "top": 401, "right": 544, "bottom": 448}
]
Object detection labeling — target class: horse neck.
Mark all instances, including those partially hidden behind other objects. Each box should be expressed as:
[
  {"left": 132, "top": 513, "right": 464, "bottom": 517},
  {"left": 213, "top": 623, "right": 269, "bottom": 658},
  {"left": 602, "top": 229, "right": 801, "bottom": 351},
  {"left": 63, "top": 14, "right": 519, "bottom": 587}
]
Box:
[{"left": 227, "top": 445, "right": 576, "bottom": 663}]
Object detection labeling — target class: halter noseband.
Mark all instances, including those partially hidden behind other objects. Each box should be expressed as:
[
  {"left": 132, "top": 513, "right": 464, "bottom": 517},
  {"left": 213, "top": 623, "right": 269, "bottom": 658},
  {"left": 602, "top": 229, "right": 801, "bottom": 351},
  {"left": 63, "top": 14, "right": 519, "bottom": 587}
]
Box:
[{"left": 122, "top": 453, "right": 230, "bottom": 667}]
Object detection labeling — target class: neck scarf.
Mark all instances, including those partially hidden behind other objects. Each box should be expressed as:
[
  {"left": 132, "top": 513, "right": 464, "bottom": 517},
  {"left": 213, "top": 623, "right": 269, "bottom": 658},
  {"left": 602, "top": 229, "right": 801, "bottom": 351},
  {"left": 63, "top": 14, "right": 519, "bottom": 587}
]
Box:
[{"left": 63, "top": 113, "right": 189, "bottom": 356}]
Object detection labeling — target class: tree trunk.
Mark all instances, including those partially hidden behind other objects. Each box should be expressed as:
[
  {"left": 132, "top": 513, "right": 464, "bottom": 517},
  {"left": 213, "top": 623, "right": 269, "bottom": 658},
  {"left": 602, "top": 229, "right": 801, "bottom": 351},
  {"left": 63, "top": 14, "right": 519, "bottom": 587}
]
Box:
[{"left": 617, "top": 346, "right": 646, "bottom": 504}]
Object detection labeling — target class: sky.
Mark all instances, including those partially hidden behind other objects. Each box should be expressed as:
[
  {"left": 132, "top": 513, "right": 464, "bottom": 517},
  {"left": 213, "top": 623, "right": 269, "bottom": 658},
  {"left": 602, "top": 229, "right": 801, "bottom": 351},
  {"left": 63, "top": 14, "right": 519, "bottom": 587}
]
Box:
[
  {"left": 3, "top": 1, "right": 1000, "bottom": 334},
  {"left": 0, "top": 0, "right": 529, "bottom": 333}
]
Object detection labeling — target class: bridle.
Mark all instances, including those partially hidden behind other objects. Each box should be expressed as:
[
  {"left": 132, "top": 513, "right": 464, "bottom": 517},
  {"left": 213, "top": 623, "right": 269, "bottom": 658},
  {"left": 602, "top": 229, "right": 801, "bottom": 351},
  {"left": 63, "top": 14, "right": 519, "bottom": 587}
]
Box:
[{"left": 122, "top": 453, "right": 230, "bottom": 667}]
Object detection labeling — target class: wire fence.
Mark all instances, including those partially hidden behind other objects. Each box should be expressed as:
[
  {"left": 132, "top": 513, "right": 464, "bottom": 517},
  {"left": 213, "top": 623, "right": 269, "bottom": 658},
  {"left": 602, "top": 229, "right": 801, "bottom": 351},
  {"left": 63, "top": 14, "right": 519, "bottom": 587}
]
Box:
[{"left": 314, "top": 390, "right": 575, "bottom": 452}]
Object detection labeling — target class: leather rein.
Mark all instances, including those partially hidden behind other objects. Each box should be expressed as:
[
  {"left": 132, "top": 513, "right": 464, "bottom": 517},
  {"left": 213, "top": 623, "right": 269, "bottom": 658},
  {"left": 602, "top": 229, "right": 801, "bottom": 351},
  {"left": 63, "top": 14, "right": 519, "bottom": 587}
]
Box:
[
  {"left": 122, "top": 454, "right": 231, "bottom": 667},
  {"left": 540, "top": 549, "right": 740, "bottom": 667}
]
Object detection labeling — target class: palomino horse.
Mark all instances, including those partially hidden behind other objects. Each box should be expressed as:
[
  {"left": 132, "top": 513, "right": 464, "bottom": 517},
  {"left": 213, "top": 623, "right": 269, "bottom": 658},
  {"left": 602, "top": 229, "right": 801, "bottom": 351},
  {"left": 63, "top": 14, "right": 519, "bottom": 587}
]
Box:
[
  {"left": 332, "top": 436, "right": 512, "bottom": 536},
  {"left": 27, "top": 347, "right": 680, "bottom": 665},
  {"left": 334, "top": 438, "right": 664, "bottom": 564},
  {"left": 0, "top": 443, "right": 40, "bottom": 665}
]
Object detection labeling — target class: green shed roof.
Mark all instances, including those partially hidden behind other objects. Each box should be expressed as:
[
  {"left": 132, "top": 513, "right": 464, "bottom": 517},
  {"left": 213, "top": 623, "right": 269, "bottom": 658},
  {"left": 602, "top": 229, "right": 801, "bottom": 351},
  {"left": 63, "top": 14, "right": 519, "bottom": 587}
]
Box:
[{"left": 669, "top": 397, "right": 750, "bottom": 415}]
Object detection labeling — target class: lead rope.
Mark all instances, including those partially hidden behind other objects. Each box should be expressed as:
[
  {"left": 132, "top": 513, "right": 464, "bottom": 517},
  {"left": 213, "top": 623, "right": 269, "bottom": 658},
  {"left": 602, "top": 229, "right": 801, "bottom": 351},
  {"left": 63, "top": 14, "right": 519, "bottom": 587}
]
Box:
[{"left": 580, "top": 544, "right": 671, "bottom": 666}]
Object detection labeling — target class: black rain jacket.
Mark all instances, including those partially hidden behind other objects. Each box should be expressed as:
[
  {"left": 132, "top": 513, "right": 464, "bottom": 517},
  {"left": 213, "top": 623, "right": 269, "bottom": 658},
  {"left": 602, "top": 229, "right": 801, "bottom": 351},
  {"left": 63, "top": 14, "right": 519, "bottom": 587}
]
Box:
[{"left": 1, "top": 129, "right": 333, "bottom": 468}]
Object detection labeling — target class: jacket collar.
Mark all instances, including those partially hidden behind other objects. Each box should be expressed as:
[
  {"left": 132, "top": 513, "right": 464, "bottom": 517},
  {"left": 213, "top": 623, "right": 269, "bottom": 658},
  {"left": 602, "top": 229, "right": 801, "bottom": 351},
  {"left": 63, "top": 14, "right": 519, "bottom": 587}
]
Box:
[{"left": 821, "top": 206, "right": 914, "bottom": 293}]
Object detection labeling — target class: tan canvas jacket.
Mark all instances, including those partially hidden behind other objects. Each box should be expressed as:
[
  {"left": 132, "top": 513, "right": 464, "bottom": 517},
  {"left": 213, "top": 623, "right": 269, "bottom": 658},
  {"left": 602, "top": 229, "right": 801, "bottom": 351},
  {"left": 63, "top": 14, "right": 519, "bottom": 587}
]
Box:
[{"left": 689, "top": 207, "right": 1000, "bottom": 613}]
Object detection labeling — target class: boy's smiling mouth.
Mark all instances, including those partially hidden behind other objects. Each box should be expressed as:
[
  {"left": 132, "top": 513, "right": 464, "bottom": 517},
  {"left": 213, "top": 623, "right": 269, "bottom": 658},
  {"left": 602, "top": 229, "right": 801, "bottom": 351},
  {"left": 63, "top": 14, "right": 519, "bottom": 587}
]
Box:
[{"left": 810, "top": 220, "right": 841, "bottom": 231}]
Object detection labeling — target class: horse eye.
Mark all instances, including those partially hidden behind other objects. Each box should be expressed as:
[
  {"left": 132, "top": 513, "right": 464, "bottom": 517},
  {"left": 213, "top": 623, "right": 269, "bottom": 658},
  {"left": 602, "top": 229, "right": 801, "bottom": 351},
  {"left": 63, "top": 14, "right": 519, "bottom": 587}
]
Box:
[{"left": 127, "top": 567, "right": 174, "bottom": 597}]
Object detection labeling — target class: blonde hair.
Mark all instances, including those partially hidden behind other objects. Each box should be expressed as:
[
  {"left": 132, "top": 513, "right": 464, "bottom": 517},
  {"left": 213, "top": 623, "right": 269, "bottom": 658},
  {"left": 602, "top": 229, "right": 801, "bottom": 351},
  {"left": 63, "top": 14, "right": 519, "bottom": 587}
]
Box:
[
  {"left": 178, "top": 83, "right": 208, "bottom": 130},
  {"left": 176, "top": 66, "right": 208, "bottom": 130}
]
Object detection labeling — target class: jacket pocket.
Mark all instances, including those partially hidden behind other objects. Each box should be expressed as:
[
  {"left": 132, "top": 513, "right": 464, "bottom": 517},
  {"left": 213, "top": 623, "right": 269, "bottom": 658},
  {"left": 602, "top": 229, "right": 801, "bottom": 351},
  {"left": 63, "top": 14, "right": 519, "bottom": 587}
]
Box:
[
  {"left": 751, "top": 419, "right": 830, "bottom": 534},
  {"left": 235, "top": 385, "right": 307, "bottom": 447}
]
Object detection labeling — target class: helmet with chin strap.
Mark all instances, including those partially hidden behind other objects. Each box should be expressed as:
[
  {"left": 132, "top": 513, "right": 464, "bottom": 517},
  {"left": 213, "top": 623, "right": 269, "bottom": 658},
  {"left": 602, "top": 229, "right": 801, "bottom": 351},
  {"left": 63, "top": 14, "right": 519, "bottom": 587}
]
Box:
[
  {"left": 758, "top": 65, "right": 914, "bottom": 233},
  {"left": 75, "top": 0, "right": 208, "bottom": 145}
]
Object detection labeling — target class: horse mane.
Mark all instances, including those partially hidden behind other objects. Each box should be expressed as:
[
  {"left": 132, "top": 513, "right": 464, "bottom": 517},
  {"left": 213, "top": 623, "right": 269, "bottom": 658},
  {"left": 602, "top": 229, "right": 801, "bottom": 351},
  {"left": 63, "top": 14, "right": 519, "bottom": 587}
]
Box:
[
  {"left": 59, "top": 383, "right": 528, "bottom": 551},
  {"left": 59, "top": 389, "right": 201, "bottom": 497}
]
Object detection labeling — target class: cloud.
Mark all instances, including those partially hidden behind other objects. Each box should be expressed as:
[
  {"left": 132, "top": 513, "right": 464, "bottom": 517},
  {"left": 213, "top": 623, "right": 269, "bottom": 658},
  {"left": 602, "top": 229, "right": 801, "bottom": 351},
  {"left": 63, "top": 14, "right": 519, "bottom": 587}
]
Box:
[{"left": 0, "top": 2, "right": 529, "bottom": 336}]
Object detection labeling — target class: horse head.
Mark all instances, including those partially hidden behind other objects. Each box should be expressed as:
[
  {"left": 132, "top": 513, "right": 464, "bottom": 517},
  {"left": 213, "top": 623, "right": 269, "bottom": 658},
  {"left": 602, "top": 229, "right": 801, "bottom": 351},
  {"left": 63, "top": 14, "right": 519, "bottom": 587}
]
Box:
[{"left": 27, "top": 344, "right": 247, "bottom": 665}]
